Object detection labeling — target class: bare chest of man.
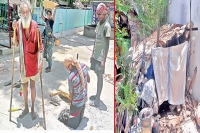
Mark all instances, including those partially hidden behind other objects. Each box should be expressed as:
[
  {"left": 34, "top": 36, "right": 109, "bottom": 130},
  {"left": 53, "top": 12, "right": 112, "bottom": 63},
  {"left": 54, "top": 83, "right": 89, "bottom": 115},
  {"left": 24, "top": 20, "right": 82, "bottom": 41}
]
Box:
[{"left": 25, "top": 29, "right": 30, "bottom": 40}]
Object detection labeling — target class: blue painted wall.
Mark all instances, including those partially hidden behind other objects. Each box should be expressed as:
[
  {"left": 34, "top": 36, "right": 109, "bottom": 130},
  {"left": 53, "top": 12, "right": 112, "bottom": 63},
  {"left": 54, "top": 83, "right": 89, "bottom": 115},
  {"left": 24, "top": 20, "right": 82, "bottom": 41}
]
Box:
[
  {"left": 66, "top": 9, "right": 92, "bottom": 30},
  {"left": 34, "top": 7, "right": 92, "bottom": 34}
]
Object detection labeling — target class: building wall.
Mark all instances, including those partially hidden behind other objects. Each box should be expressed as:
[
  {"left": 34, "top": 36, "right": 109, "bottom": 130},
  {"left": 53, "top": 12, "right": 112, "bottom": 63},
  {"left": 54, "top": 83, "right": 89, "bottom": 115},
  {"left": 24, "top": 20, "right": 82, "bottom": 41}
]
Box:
[
  {"left": 66, "top": 9, "right": 92, "bottom": 30},
  {"left": 34, "top": 7, "right": 92, "bottom": 34},
  {"left": 168, "top": 0, "right": 200, "bottom": 102}
]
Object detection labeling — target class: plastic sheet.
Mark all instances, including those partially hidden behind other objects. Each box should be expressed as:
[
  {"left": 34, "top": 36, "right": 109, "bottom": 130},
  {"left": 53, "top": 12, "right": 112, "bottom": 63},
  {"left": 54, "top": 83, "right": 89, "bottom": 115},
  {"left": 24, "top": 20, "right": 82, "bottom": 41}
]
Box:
[
  {"left": 144, "top": 62, "right": 155, "bottom": 80},
  {"left": 141, "top": 79, "right": 156, "bottom": 105}
]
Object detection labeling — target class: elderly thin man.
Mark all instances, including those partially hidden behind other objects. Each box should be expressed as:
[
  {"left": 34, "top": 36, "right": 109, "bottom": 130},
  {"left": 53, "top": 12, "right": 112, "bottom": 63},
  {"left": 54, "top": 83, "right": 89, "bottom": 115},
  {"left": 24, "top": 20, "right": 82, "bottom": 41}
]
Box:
[
  {"left": 63, "top": 54, "right": 90, "bottom": 129},
  {"left": 12, "top": 1, "right": 43, "bottom": 120},
  {"left": 90, "top": 3, "right": 111, "bottom": 107}
]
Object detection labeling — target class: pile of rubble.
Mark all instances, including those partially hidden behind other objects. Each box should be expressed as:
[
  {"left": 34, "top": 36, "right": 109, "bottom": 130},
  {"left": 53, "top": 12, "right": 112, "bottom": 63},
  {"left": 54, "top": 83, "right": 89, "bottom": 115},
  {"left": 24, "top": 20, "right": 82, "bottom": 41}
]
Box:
[
  {"left": 158, "top": 93, "right": 200, "bottom": 133},
  {"left": 158, "top": 54, "right": 199, "bottom": 132},
  {"left": 58, "top": 108, "right": 70, "bottom": 125},
  {"left": 131, "top": 23, "right": 189, "bottom": 75},
  {"left": 126, "top": 22, "right": 200, "bottom": 133}
]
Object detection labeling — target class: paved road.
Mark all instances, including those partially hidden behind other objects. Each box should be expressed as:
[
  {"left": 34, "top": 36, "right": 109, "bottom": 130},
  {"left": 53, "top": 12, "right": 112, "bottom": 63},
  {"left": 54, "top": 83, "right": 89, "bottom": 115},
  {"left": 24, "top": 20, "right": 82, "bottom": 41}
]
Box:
[{"left": 0, "top": 32, "right": 114, "bottom": 130}]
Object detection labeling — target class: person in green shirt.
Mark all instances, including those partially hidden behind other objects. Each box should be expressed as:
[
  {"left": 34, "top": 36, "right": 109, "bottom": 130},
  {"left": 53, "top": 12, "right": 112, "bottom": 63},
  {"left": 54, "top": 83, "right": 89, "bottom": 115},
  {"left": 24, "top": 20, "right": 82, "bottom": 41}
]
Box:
[{"left": 90, "top": 3, "right": 111, "bottom": 107}]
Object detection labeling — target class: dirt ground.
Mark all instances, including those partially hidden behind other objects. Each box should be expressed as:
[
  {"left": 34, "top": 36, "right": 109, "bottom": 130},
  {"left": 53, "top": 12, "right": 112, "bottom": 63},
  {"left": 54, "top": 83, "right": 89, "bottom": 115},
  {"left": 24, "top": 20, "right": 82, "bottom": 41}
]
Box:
[{"left": 0, "top": 32, "right": 114, "bottom": 130}]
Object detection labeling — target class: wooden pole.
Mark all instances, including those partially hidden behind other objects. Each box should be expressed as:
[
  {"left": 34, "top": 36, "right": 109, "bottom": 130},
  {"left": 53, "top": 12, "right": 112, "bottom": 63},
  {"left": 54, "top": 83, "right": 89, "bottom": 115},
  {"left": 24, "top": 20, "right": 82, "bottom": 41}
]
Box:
[
  {"left": 40, "top": 72, "right": 47, "bottom": 130},
  {"left": 37, "top": 28, "right": 46, "bottom": 130},
  {"left": 8, "top": 0, "right": 11, "bottom": 49},
  {"left": 187, "top": 0, "right": 192, "bottom": 77},
  {"left": 156, "top": 7, "right": 160, "bottom": 47},
  {"left": 9, "top": 29, "right": 15, "bottom": 121}
]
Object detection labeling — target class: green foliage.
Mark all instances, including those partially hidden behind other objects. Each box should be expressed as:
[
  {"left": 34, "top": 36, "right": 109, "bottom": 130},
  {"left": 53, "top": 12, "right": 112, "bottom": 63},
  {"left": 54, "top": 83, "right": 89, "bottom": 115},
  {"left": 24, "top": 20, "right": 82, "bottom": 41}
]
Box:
[
  {"left": 80, "top": 0, "right": 88, "bottom": 3},
  {"left": 134, "top": 0, "right": 167, "bottom": 37},
  {"left": 58, "top": 0, "right": 75, "bottom": 8},
  {"left": 116, "top": 60, "right": 138, "bottom": 113},
  {"left": 36, "top": 0, "right": 43, "bottom": 7},
  {"left": 115, "top": 0, "right": 130, "bottom": 67},
  {"left": 116, "top": 1, "right": 167, "bottom": 132},
  {"left": 116, "top": 0, "right": 130, "bottom": 13},
  {"left": 116, "top": 0, "right": 138, "bottom": 115},
  {"left": 68, "top": 0, "right": 75, "bottom": 8}
]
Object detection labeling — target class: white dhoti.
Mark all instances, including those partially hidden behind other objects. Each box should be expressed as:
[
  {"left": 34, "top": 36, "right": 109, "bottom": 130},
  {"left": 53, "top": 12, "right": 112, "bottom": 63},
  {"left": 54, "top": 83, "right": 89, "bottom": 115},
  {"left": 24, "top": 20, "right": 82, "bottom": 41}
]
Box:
[{"left": 20, "top": 74, "right": 39, "bottom": 83}]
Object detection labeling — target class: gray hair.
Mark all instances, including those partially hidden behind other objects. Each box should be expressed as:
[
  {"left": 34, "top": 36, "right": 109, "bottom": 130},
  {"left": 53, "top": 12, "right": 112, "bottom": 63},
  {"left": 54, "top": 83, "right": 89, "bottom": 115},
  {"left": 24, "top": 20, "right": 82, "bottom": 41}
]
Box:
[{"left": 19, "top": 0, "right": 32, "bottom": 14}]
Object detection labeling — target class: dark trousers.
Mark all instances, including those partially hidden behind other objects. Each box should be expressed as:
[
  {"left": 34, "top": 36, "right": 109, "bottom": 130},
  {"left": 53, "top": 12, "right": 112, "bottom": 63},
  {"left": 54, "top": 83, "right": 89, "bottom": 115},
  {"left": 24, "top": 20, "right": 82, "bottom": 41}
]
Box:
[
  {"left": 67, "top": 104, "right": 85, "bottom": 130},
  {"left": 90, "top": 58, "right": 104, "bottom": 104}
]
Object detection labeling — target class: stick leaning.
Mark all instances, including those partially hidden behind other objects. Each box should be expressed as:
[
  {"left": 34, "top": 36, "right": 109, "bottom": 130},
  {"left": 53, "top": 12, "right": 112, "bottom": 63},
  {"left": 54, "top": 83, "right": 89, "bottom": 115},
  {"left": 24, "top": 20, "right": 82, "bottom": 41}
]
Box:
[
  {"left": 9, "top": 29, "right": 16, "bottom": 121},
  {"left": 37, "top": 28, "right": 47, "bottom": 130}
]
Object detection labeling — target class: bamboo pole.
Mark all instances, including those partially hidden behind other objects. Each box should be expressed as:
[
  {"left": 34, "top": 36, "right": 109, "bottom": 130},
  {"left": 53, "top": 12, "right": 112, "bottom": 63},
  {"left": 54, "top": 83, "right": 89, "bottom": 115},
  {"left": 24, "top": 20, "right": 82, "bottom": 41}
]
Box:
[
  {"left": 9, "top": 35, "right": 15, "bottom": 121},
  {"left": 39, "top": 72, "right": 46, "bottom": 130},
  {"left": 37, "top": 28, "right": 47, "bottom": 130},
  {"left": 187, "top": 0, "right": 192, "bottom": 77},
  {"left": 156, "top": 7, "right": 160, "bottom": 47}
]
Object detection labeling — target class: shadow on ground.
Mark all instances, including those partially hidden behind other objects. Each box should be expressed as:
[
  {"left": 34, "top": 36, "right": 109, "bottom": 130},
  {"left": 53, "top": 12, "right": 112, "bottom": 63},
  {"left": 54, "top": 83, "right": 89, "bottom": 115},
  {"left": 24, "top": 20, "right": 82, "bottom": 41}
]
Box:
[
  {"left": 89, "top": 95, "right": 108, "bottom": 111},
  {"left": 15, "top": 112, "right": 45, "bottom": 129},
  {"left": 77, "top": 117, "right": 89, "bottom": 130}
]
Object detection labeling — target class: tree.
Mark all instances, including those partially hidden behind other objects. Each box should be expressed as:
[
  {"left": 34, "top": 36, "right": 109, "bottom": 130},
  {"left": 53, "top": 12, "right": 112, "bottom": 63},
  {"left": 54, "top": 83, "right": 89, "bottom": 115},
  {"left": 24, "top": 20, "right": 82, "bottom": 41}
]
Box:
[{"left": 134, "top": 0, "right": 167, "bottom": 38}]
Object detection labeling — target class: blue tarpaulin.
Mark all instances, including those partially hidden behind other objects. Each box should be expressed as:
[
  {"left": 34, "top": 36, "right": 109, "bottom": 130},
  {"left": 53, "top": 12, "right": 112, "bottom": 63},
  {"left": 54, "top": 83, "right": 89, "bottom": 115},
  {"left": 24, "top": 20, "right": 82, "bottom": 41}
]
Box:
[{"left": 144, "top": 61, "right": 155, "bottom": 80}]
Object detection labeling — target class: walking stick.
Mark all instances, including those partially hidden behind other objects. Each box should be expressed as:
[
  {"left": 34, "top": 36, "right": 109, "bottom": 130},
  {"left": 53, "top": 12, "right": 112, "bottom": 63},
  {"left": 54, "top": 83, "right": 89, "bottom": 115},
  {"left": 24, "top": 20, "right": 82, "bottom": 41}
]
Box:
[
  {"left": 9, "top": 29, "right": 16, "bottom": 121},
  {"left": 37, "top": 28, "right": 47, "bottom": 130},
  {"left": 40, "top": 72, "right": 46, "bottom": 130}
]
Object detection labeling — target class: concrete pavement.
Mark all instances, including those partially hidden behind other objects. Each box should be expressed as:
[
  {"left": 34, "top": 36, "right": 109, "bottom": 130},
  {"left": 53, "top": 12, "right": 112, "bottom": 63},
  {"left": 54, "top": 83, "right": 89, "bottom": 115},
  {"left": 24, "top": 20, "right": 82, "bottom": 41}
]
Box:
[{"left": 0, "top": 31, "right": 114, "bottom": 130}]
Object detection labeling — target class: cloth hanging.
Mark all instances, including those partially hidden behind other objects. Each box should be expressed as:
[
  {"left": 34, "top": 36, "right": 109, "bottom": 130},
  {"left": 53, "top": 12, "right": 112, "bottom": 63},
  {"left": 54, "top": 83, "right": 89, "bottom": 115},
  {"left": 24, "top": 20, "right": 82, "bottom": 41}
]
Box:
[{"left": 152, "top": 41, "right": 188, "bottom": 105}]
